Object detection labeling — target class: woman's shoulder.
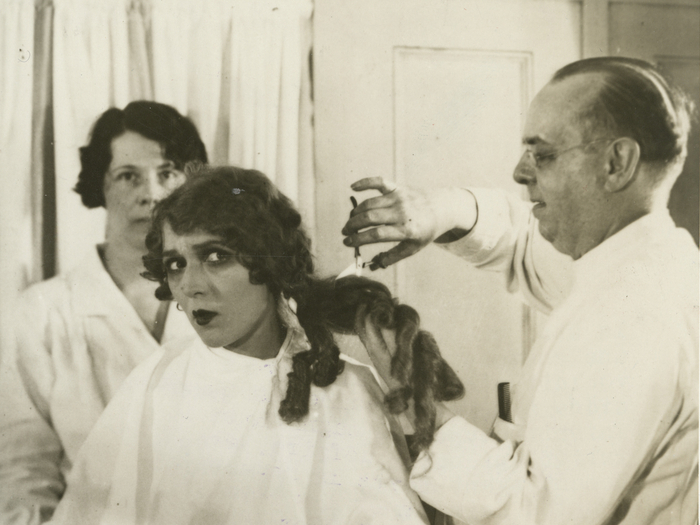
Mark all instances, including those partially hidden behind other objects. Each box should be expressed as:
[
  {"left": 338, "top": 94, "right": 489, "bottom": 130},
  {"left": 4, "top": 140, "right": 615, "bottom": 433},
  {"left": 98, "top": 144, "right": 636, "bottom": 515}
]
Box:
[
  {"left": 16, "top": 247, "right": 110, "bottom": 314},
  {"left": 17, "top": 273, "right": 72, "bottom": 310},
  {"left": 147, "top": 334, "right": 200, "bottom": 380}
]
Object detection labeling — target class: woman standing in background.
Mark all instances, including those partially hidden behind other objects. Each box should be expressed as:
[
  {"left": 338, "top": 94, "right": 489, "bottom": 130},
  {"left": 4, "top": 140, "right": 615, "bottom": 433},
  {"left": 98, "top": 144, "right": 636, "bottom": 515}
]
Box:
[{"left": 0, "top": 101, "right": 207, "bottom": 524}]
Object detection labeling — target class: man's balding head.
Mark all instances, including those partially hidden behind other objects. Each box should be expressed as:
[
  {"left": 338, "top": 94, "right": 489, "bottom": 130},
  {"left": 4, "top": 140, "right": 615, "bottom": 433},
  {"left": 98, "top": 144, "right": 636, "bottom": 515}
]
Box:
[{"left": 552, "top": 57, "right": 694, "bottom": 180}]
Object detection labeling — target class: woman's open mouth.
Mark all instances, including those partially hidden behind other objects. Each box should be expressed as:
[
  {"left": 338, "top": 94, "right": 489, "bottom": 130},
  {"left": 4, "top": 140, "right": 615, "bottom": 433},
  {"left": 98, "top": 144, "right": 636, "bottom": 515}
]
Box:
[{"left": 192, "top": 309, "right": 218, "bottom": 326}]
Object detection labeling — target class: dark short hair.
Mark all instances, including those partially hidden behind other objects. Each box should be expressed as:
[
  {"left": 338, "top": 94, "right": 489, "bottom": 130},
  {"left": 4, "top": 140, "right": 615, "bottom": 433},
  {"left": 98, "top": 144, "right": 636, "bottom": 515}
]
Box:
[
  {"left": 74, "top": 101, "right": 208, "bottom": 208},
  {"left": 553, "top": 57, "right": 694, "bottom": 167},
  {"left": 142, "top": 165, "right": 313, "bottom": 301}
]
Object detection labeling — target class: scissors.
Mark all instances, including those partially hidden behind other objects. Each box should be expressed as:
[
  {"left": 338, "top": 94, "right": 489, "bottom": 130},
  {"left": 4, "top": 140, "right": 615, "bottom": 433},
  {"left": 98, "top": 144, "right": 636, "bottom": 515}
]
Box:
[{"left": 337, "top": 196, "right": 367, "bottom": 279}]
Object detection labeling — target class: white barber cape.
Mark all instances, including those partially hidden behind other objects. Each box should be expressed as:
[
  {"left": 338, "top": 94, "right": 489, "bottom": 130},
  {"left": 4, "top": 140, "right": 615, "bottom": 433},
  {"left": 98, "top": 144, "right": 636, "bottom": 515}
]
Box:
[
  {"left": 48, "top": 318, "right": 428, "bottom": 525},
  {"left": 0, "top": 246, "right": 194, "bottom": 525},
  {"left": 410, "top": 189, "right": 698, "bottom": 525}
]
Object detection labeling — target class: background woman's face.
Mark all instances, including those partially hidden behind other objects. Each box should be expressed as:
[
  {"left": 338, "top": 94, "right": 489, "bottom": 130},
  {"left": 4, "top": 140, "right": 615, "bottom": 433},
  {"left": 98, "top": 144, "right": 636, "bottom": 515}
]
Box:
[
  {"left": 161, "top": 223, "right": 277, "bottom": 353},
  {"left": 103, "top": 131, "right": 186, "bottom": 233}
]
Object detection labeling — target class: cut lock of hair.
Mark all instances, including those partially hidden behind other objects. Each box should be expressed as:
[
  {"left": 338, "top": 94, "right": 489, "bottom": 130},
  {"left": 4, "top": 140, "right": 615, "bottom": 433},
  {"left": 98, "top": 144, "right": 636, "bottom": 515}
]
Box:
[
  {"left": 289, "top": 276, "right": 465, "bottom": 456},
  {"left": 553, "top": 57, "right": 694, "bottom": 167},
  {"left": 142, "top": 165, "right": 464, "bottom": 457}
]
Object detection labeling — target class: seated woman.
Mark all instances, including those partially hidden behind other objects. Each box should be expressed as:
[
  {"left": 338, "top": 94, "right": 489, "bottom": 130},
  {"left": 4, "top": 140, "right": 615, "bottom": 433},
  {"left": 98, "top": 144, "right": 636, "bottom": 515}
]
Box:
[{"left": 48, "top": 166, "right": 464, "bottom": 524}]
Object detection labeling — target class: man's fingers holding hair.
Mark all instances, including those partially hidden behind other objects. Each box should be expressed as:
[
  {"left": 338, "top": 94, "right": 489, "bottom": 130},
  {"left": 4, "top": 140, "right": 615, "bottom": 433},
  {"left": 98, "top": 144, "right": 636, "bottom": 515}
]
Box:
[
  {"left": 343, "top": 207, "right": 402, "bottom": 236},
  {"left": 343, "top": 225, "right": 408, "bottom": 247},
  {"left": 350, "top": 193, "right": 396, "bottom": 216}
]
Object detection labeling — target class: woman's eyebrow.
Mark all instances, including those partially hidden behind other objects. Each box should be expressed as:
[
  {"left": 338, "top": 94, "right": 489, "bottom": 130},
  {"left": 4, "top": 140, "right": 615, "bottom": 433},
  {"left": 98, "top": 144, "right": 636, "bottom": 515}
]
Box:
[
  {"left": 191, "top": 240, "right": 232, "bottom": 252},
  {"left": 161, "top": 249, "right": 181, "bottom": 259},
  {"left": 110, "top": 164, "right": 138, "bottom": 172}
]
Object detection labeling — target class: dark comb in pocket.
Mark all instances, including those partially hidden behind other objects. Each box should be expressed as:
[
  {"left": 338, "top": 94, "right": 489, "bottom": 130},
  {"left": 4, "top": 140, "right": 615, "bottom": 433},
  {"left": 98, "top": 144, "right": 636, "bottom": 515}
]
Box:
[{"left": 498, "top": 382, "right": 512, "bottom": 423}]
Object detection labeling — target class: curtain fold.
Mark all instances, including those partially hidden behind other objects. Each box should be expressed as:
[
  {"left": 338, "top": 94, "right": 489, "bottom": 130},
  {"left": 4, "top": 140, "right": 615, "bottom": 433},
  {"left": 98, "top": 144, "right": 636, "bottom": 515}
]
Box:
[
  {"left": 47, "top": 0, "right": 313, "bottom": 273},
  {"left": 0, "top": 0, "right": 35, "bottom": 354},
  {"left": 0, "top": 0, "right": 314, "bottom": 363},
  {"left": 33, "top": 1, "right": 57, "bottom": 280},
  {"left": 53, "top": 0, "right": 146, "bottom": 272}
]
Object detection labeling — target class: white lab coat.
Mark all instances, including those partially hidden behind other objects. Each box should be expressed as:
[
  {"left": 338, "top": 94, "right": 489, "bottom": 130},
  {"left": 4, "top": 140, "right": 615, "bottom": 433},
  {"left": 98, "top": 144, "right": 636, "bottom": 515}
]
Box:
[
  {"left": 48, "top": 313, "right": 429, "bottom": 525},
  {"left": 0, "top": 247, "right": 194, "bottom": 525},
  {"left": 409, "top": 188, "right": 699, "bottom": 525}
]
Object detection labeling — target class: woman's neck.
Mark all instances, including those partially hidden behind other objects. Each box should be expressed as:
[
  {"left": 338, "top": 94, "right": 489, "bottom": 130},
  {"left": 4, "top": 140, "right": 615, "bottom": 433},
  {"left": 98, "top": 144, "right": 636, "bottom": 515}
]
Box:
[
  {"left": 224, "top": 300, "right": 286, "bottom": 360},
  {"left": 101, "top": 240, "right": 148, "bottom": 289},
  {"left": 102, "top": 218, "right": 152, "bottom": 289},
  {"left": 101, "top": 224, "right": 164, "bottom": 339}
]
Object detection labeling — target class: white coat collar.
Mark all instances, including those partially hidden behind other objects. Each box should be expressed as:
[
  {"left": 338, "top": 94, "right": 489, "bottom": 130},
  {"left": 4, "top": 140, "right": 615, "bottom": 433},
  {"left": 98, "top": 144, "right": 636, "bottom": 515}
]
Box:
[
  {"left": 571, "top": 211, "right": 677, "bottom": 292},
  {"left": 65, "top": 245, "right": 129, "bottom": 316},
  {"left": 64, "top": 245, "right": 194, "bottom": 342}
]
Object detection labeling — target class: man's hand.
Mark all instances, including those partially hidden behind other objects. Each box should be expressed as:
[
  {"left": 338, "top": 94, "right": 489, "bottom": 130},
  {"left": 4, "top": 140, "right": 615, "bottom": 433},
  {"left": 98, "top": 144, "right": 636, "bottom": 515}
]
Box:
[
  {"left": 356, "top": 308, "right": 455, "bottom": 433},
  {"left": 341, "top": 177, "right": 477, "bottom": 270}
]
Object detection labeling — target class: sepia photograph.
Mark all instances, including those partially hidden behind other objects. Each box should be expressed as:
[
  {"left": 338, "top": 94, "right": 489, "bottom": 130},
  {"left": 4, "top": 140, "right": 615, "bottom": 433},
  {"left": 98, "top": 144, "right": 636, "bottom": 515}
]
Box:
[{"left": 0, "top": 0, "right": 698, "bottom": 523}]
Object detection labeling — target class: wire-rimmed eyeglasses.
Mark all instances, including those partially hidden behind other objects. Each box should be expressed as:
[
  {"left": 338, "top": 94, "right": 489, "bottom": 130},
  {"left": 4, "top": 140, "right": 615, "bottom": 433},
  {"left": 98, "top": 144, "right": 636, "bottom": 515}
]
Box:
[{"left": 523, "top": 137, "right": 616, "bottom": 168}]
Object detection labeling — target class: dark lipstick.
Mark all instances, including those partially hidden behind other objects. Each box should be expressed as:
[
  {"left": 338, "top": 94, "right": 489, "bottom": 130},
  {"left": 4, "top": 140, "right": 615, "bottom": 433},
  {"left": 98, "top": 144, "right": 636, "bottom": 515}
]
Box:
[{"left": 192, "top": 309, "right": 217, "bottom": 326}]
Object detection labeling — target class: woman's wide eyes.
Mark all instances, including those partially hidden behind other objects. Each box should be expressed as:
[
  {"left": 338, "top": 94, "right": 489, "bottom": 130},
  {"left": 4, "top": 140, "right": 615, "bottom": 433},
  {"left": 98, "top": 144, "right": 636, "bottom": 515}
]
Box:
[
  {"left": 163, "top": 251, "right": 231, "bottom": 274},
  {"left": 205, "top": 251, "right": 228, "bottom": 264},
  {"left": 165, "top": 258, "right": 185, "bottom": 273}
]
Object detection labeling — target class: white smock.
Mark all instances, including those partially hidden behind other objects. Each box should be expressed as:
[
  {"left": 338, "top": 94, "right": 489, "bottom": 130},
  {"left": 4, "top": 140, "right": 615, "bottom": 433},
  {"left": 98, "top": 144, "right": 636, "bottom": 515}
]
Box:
[
  {"left": 0, "top": 247, "right": 194, "bottom": 525},
  {"left": 48, "top": 310, "right": 429, "bottom": 525},
  {"left": 409, "top": 188, "right": 698, "bottom": 525}
]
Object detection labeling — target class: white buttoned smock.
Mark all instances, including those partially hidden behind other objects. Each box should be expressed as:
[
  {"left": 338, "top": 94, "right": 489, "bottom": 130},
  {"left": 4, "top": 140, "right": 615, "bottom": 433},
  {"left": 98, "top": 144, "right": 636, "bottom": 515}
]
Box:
[
  {"left": 47, "top": 315, "right": 429, "bottom": 525},
  {"left": 409, "top": 188, "right": 698, "bottom": 525},
  {"left": 0, "top": 247, "right": 194, "bottom": 525}
]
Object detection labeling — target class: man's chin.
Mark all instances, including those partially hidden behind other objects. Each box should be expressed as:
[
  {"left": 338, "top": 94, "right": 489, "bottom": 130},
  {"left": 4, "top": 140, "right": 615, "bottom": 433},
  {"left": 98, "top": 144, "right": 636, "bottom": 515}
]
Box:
[
  {"left": 538, "top": 223, "right": 576, "bottom": 257},
  {"left": 537, "top": 220, "right": 555, "bottom": 243}
]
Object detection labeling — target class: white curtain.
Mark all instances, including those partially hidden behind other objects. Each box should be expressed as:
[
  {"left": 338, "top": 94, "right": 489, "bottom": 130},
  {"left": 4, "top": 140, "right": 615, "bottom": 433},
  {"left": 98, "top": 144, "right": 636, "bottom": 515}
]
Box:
[
  {"left": 0, "top": 0, "right": 35, "bottom": 354},
  {"left": 51, "top": 0, "right": 314, "bottom": 272}
]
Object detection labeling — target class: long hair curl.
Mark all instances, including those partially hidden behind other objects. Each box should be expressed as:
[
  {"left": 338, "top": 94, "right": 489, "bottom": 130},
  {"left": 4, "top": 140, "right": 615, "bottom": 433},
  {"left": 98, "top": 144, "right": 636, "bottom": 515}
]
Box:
[
  {"left": 142, "top": 165, "right": 463, "bottom": 456},
  {"left": 293, "top": 276, "right": 465, "bottom": 456}
]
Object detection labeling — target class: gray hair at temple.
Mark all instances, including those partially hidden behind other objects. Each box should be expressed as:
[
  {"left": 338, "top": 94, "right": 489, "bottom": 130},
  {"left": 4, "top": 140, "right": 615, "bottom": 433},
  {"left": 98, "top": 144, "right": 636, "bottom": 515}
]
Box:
[{"left": 553, "top": 57, "right": 695, "bottom": 180}]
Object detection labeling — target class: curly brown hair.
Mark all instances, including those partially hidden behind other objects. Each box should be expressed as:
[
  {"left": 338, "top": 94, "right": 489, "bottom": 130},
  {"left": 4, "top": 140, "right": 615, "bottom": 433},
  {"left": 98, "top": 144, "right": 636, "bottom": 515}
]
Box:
[{"left": 142, "top": 165, "right": 463, "bottom": 456}]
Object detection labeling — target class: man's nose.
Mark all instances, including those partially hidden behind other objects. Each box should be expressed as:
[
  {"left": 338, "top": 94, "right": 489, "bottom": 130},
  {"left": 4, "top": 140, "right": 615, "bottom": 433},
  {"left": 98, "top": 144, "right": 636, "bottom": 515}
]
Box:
[{"left": 513, "top": 152, "right": 536, "bottom": 186}]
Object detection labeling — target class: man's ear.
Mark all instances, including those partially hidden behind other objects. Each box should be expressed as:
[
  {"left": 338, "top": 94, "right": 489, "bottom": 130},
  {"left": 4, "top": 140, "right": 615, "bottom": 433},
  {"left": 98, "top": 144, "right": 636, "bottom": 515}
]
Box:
[{"left": 604, "top": 138, "right": 641, "bottom": 192}]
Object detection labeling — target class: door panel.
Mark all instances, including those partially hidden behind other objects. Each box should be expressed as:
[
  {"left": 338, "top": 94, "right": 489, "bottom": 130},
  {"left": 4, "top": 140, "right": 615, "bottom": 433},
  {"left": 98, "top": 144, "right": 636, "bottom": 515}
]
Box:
[{"left": 314, "top": 0, "right": 582, "bottom": 430}]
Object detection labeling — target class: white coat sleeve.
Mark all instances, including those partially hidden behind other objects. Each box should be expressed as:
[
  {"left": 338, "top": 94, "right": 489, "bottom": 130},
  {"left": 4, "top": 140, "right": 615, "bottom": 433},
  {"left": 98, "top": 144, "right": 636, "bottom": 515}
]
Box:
[
  {"left": 0, "top": 289, "right": 67, "bottom": 525},
  {"left": 439, "top": 188, "right": 573, "bottom": 313},
  {"left": 409, "top": 312, "right": 683, "bottom": 524}
]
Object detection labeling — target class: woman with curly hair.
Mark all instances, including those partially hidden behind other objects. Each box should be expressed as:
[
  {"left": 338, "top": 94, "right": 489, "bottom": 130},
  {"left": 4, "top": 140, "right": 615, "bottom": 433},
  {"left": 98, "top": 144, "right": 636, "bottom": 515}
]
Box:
[{"left": 48, "top": 166, "right": 464, "bottom": 525}]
